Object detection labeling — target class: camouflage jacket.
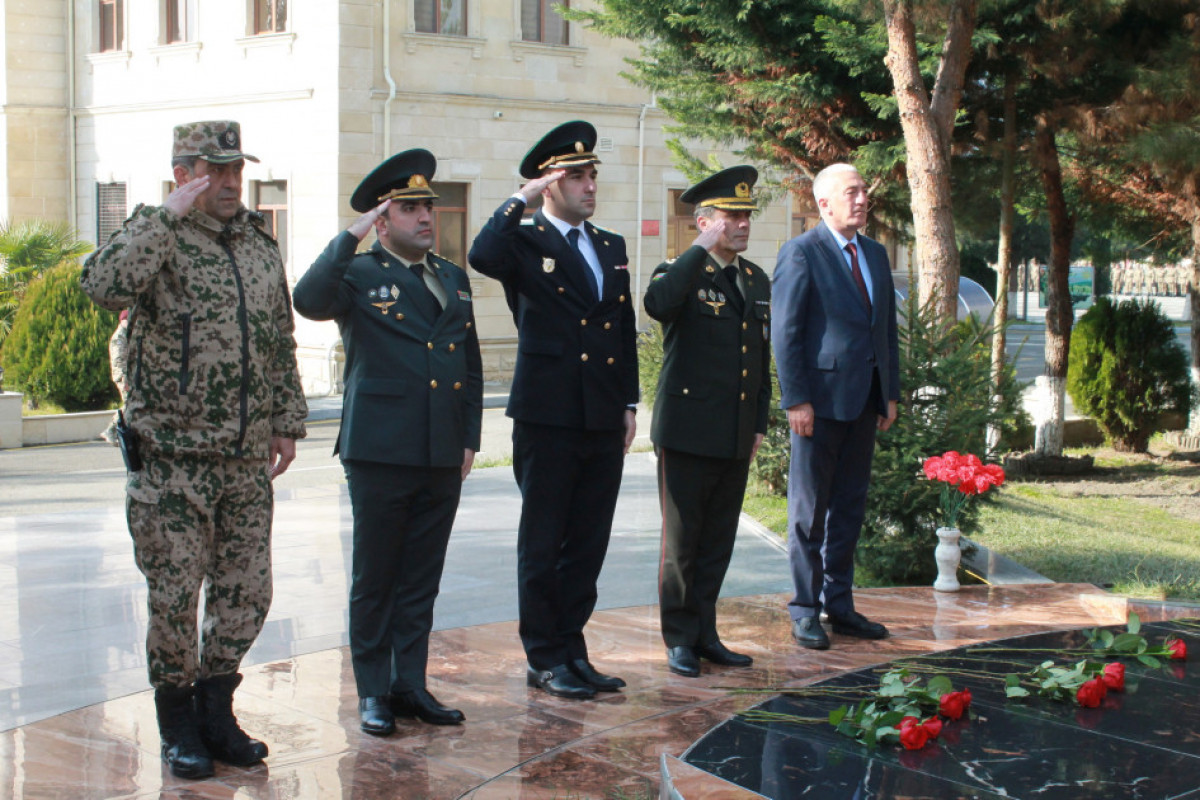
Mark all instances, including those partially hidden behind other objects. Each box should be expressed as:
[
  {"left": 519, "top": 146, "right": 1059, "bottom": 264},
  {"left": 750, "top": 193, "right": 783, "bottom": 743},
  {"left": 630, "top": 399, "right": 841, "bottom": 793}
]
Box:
[{"left": 81, "top": 204, "right": 307, "bottom": 460}]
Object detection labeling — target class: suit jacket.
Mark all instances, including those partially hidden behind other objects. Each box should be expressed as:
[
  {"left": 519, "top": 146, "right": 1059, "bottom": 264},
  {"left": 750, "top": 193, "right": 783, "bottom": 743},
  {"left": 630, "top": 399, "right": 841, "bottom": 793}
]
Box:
[
  {"left": 468, "top": 201, "right": 638, "bottom": 431},
  {"left": 645, "top": 245, "right": 771, "bottom": 460},
  {"left": 771, "top": 222, "right": 899, "bottom": 421},
  {"left": 292, "top": 232, "right": 483, "bottom": 467}
]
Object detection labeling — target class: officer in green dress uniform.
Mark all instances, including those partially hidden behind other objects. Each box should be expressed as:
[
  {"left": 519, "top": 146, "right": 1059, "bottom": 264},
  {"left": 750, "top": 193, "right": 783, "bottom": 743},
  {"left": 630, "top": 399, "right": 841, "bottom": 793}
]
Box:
[
  {"left": 292, "top": 149, "right": 483, "bottom": 735},
  {"left": 644, "top": 166, "right": 771, "bottom": 677}
]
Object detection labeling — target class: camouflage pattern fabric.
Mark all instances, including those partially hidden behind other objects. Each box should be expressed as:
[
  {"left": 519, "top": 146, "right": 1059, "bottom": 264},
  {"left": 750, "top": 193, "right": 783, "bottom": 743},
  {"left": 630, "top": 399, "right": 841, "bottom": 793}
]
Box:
[
  {"left": 81, "top": 203, "right": 307, "bottom": 459},
  {"left": 127, "top": 455, "right": 273, "bottom": 689}
]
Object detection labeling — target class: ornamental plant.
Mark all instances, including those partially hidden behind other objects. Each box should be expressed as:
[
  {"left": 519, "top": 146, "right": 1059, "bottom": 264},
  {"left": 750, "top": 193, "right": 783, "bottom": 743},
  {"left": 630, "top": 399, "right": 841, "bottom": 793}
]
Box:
[{"left": 922, "top": 450, "right": 1006, "bottom": 529}]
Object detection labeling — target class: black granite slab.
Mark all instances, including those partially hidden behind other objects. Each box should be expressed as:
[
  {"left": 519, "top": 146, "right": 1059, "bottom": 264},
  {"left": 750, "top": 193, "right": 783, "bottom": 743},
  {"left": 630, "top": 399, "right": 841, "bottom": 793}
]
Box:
[{"left": 683, "top": 621, "right": 1200, "bottom": 799}]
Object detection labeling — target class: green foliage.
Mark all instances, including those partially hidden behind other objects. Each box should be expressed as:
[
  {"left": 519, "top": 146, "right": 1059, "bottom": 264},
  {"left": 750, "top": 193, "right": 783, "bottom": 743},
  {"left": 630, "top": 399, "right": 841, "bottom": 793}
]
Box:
[
  {"left": 0, "top": 219, "right": 92, "bottom": 344},
  {"left": 636, "top": 321, "right": 664, "bottom": 410},
  {"left": 1, "top": 263, "right": 118, "bottom": 411},
  {"left": 1067, "top": 297, "right": 1191, "bottom": 452},
  {"left": 750, "top": 357, "right": 789, "bottom": 494},
  {"left": 856, "top": 298, "right": 1029, "bottom": 586}
]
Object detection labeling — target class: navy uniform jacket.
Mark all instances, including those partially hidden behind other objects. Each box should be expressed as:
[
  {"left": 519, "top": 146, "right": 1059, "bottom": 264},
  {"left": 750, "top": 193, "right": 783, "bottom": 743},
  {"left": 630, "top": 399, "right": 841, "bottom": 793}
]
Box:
[
  {"left": 645, "top": 245, "right": 771, "bottom": 460},
  {"left": 771, "top": 223, "right": 899, "bottom": 420},
  {"left": 292, "top": 232, "right": 483, "bottom": 467},
  {"left": 468, "top": 202, "right": 638, "bottom": 431}
]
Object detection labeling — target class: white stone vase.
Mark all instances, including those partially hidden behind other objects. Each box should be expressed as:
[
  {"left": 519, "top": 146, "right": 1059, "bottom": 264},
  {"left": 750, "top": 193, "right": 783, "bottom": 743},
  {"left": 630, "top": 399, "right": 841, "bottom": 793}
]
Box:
[{"left": 933, "top": 526, "right": 962, "bottom": 592}]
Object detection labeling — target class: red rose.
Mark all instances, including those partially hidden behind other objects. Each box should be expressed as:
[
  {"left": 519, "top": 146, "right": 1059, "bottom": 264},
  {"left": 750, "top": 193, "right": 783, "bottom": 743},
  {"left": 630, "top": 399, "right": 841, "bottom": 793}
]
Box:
[
  {"left": 962, "top": 687, "right": 972, "bottom": 708},
  {"left": 1168, "top": 638, "right": 1187, "bottom": 660},
  {"left": 900, "top": 723, "right": 929, "bottom": 750},
  {"left": 939, "top": 691, "right": 967, "bottom": 720},
  {"left": 922, "top": 717, "right": 943, "bottom": 739},
  {"left": 1101, "top": 663, "right": 1125, "bottom": 692},
  {"left": 980, "top": 463, "right": 1006, "bottom": 487},
  {"left": 1076, "top": 677, "right": 1106, "bottom": 708},
  {"left": 899, "top": 715, "right": 920, "bottom": 730}
]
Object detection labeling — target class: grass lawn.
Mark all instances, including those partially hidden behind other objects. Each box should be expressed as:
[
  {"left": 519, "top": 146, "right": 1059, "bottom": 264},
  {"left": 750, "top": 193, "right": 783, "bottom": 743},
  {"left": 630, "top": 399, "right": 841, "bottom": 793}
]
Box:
[{"left": 972, "top": 482, "right": 1200, "bottom": 602}]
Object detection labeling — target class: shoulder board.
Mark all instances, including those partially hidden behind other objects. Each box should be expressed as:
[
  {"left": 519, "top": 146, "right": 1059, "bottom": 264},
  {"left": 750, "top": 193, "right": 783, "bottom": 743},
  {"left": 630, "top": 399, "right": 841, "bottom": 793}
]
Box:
[
  {"left": 429, "top": 251, "right": 462, "bottom": 270},
  {"left": 588, "top": 223, "right": 621, "bottom": 237}
]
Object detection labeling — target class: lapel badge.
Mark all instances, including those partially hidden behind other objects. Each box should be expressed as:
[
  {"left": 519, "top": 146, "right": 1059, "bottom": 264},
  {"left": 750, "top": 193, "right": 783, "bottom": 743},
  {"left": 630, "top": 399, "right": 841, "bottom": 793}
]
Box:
[
  {"left": 368, "top": 288, "right": 378, "bottom": 299},
  {"left": 543, "top": 257, "right": 556, "bottom": 273},
  {"left": 705, "top": 265, "right": 715, "bottom": 274},
  {"left": 390, "top": 284, "right": 400, "bottom": 300},
  {"left": 379, "top": 284, "right": 388, "bottom": 297},
  {"left": 697, "top": 289, "right": 706, "bottom": 300}
]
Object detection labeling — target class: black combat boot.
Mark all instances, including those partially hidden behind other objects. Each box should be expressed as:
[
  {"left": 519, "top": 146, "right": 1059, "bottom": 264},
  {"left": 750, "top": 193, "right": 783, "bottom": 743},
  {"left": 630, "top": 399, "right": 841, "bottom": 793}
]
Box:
[
  {"left": 195, "top": 672, "right": 269, "bottom": 766},
  {"left": 154, "top": 685, "right": 215, "bottom": 779}
]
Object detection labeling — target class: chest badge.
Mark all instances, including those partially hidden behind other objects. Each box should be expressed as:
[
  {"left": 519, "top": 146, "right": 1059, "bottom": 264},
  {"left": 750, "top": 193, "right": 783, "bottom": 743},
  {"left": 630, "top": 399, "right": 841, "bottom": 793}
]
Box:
[
  {"left": 543, "top": 257, "right": 556, "bottom": 273},
  {"left": 699, "top": 288, "right": 725, "bottom": 316},
  {"left": 371, "top": 299, "right": 397, "bottom": 315}
]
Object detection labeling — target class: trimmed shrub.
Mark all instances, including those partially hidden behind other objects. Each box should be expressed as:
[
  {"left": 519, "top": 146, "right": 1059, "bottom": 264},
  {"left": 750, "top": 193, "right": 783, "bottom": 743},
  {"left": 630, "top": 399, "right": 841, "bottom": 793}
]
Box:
[
  {"left": 1067, "top": 297, "right": 1191, "bottom": 452},
  {"left": 637, "top": 322, "right": 665, "bottom": 410},
  {"left": 1, "top": 262, "right": 118, "bottom": 411}
]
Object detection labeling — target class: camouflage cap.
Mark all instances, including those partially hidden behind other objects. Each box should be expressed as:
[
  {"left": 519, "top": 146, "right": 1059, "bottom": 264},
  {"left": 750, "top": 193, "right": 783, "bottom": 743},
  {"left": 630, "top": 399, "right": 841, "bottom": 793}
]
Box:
[{"left": 172, "top": 120, "right": 260, "bottom": 164}]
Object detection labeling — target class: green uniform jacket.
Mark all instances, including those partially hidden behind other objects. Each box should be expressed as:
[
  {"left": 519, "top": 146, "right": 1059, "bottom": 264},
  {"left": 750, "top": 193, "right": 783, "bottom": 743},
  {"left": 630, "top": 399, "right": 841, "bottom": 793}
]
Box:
[
  {"left": 645, "top": 245, "right": 772, "bottom": 460},
  {"left": 292, "top": 232, "right": 483, "bottom": 468},
  {"left": 81, "top": 204, "right": 308, "bottom": 460}
]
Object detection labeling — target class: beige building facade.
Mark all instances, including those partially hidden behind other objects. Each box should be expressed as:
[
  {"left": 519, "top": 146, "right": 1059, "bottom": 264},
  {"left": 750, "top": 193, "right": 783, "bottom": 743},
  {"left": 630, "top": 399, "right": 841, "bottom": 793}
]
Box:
[{"left": 3, "top": 1, "right": 910, "bottom": 391}]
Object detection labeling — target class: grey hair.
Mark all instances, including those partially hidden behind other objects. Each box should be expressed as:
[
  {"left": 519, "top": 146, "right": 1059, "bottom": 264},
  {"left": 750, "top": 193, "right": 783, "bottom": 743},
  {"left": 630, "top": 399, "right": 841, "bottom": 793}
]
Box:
[
  {"left": 811, "top": 163, "right": 860, "bottom": 203},
  {"left": 693, "top": 205, "right": 717, "bottom": 220}
]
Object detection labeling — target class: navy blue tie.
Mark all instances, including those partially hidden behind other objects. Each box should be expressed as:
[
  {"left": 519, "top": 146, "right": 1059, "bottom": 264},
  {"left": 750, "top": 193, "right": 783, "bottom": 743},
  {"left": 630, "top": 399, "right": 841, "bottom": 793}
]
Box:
[{"left": 567, "top": 228, "right": 600, "bottom": 301}]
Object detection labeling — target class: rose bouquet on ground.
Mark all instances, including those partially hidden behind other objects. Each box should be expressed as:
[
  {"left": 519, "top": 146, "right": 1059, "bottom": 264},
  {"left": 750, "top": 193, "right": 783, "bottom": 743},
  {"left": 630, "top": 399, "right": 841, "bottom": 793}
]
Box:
[{"left": 922, "top": 451, "right": 1006, "bottom": 528}]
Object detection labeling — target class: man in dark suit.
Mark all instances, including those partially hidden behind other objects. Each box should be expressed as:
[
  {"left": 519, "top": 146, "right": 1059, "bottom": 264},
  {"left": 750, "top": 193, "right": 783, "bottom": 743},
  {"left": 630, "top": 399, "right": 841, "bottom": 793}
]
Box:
[
  {"left": 644, "top": 167, "right": 771, "bottom": 677},
  {"left": 771, "top": 163, "right": 899, "bottom": 650},
  {"left": 292, "top": 150, "right": 483, "bottom": 734},
  {"left": 468, "top": 121, "right": 638, "bottom": 699}
]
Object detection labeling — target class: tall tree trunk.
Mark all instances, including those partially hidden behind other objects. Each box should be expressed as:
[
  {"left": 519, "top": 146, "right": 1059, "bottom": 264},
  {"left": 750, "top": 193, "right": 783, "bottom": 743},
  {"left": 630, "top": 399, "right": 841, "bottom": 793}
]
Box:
[
  {"left": 1187, "top": 174, "right": 1200, "bottom": 434},
  {"left": 1033, "top": 115, "right": 1075, "bottom": 457},
  {"left": 988, "top": 76, "right": 1018, "bottom": 453},
  {"left": 882, "top": 0, "right": 977, "bottom": 325}
]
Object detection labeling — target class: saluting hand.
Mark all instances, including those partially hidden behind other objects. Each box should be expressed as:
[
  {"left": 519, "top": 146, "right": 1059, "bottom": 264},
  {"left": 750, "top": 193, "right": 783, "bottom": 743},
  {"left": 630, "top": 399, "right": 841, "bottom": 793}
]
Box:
[
  {"left": 693, "top": 218, "right": 727, "bottom": 252},
  {"left": 347, "top": 199, "right": 391, "bottom": 241},
  {"left": 163, "top": 175, "right": 211, "bottom": 218},
  {"left": 519, "top": 170, "right": 565, "bottom": 204}
]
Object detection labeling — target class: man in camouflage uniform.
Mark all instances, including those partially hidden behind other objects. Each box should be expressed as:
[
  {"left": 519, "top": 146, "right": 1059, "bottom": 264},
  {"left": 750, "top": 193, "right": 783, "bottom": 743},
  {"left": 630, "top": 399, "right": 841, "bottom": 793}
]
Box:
[{"left": 81, "top": 120, "right": 307, "bottom": 780}]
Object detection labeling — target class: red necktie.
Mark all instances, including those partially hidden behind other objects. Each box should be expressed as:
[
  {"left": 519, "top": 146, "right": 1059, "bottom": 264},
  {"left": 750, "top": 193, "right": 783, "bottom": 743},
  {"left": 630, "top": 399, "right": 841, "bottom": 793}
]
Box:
[{"left": 845, "top": 242, "right": 871, "bottom": 311}]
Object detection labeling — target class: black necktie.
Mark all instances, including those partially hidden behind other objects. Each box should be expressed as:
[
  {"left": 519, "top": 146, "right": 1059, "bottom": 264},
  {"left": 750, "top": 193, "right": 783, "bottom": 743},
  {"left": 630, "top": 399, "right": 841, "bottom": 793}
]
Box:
[
  {"left": 567, "top": 228, "right": 600, "bottom": 301},
  {"left": 723, "top": 263, "right": 744, "bottom": 312},
  {"left": 409, "top": 261, "right": 443, "bottom": 322},
  {"left": 845, "top": 242, "right": 871, "bottom": 311}
]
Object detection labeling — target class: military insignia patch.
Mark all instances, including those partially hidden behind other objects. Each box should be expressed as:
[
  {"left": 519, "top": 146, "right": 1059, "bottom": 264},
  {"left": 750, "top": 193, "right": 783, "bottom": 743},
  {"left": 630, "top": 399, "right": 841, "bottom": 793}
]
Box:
[{"left": 543, "top": 258, "right": 556, "bottom": 273}]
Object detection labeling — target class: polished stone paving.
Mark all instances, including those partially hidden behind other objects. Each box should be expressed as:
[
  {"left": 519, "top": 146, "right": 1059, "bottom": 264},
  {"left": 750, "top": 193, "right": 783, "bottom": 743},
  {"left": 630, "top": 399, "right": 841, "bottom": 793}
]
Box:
[{"left": 0, "top": 446, "right": 1184, "bottom": 798}]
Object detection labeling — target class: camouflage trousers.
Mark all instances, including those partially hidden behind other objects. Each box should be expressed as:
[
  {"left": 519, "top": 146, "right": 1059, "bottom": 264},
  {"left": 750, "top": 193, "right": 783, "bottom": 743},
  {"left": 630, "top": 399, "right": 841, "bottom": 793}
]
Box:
[{"left": 126, "top": 454, "right": 274, "bottom": 689}]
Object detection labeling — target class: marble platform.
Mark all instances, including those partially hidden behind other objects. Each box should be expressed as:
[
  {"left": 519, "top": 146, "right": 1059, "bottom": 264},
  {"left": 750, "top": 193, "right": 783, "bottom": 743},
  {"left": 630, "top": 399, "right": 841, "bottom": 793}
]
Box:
[{"left": 2, "top": 583, "right": 1182, "bottom": 799}]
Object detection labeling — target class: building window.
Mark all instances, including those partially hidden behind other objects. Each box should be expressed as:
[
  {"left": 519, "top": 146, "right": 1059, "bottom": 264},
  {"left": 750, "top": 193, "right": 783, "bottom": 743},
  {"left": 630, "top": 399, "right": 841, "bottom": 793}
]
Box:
[
  {"left": 791, "top": 191, "right": 819, "bottom": 237},
  {"left": 431, "top": 183, "right": 468, "bottom": 268},
  {"left": 521, "top": 0, "right": 567, "bottom": 45},
  {"left": 96, "top": 183, "right": 127, "bottom": 245},
  {"left": 253, "top": 0, "right": 287, "bottom": 34},
  {"left": 250, "top": 180, "right": 289, "bottom": 268},
  {"left": 99, "top": 0, "right": 125, "bottom": 52},
  {"left": 416, "top": 0, "right": 466, "bottom": 35},
  {"left": 164, "top": 0, "right": 194, "bottom": 43}
]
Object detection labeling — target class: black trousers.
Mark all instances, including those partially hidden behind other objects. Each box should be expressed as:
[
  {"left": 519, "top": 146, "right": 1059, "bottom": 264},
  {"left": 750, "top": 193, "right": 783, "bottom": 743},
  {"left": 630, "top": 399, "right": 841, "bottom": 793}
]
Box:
[
  {"left": 512, "top": 421, "right": 625, "bottom": 670},
  {"left": 343, "top": 459, "right": 462, "bottom": 697},
  {"left": 656, "top": 447, "right": 751, "bottom": 648}
]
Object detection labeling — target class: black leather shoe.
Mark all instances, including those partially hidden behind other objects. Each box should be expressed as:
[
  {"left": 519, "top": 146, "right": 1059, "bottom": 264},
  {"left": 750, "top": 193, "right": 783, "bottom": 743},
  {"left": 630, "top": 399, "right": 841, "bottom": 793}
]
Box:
[
  {"left": 828, "top": 611, "right": 889, "bottom": 640},
  {"left": 569, "top": 659, "right": 626, "bottom": 692},
  {"left": 389, "top": 688, "right": 465, "bottom": 725},
  {"left": 666, "top": 646, "right": 700, "bottom": 677},
  {"left": 526, "top": 664, "right": 597, "bottom": 699},
  {"left": 791, "top": 617, "right": 831, "bottom": 650},
  {"left": 696, "top": 640, "right": 753, "bottom": 667},
  {"left": 358, "top": 697, "right": 395, "bottom": 736}
]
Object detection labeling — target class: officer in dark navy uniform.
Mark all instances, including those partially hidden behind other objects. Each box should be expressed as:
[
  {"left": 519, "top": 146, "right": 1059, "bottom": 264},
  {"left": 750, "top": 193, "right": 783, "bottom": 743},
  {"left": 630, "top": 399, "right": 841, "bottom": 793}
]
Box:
[
  {"left": 644, "top": 166, "right": 771, "bottom": 678},
  {"left": 468, "top": 121, "right": 638, "bottom": 699},
  {"left": 292, "top": 149, "right": 483, "bottom": 735}
]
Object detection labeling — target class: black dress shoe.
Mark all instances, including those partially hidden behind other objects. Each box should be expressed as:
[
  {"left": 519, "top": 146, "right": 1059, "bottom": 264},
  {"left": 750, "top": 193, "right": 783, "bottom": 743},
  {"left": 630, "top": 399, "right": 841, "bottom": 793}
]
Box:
[
  {"left": 526, "top": 665, "right": 597, "bottom": 699},
  {"left": 696, "top": 640, "right": 753, "bottom": 667},
  {"left": 828, "top": 611, "right": 889, "bottom": 640},
  {"left": 568, "top": 659, "right": 626, "bottom": 692},
  {"left": 666, "top": 646, "right": 700, "bottom": 677},
  {"left": 389, "top": 688, "right": 465, "bottom": 726},
  {"left": 791, "top": 617, "right": 831, "bottom": 650},
  {"left": 358, "top": 696, "right": 395, "bottom": 736}
]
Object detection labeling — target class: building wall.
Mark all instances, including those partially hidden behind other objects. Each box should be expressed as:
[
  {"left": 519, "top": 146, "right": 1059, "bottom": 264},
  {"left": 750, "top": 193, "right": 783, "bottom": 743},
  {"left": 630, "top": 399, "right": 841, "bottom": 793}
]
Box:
[
  {"left": 1, "top": 0, "right": 70, "bottom": 222},
  {"left": 52, "top": 0, "right": 797, "bottom": 393}
]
